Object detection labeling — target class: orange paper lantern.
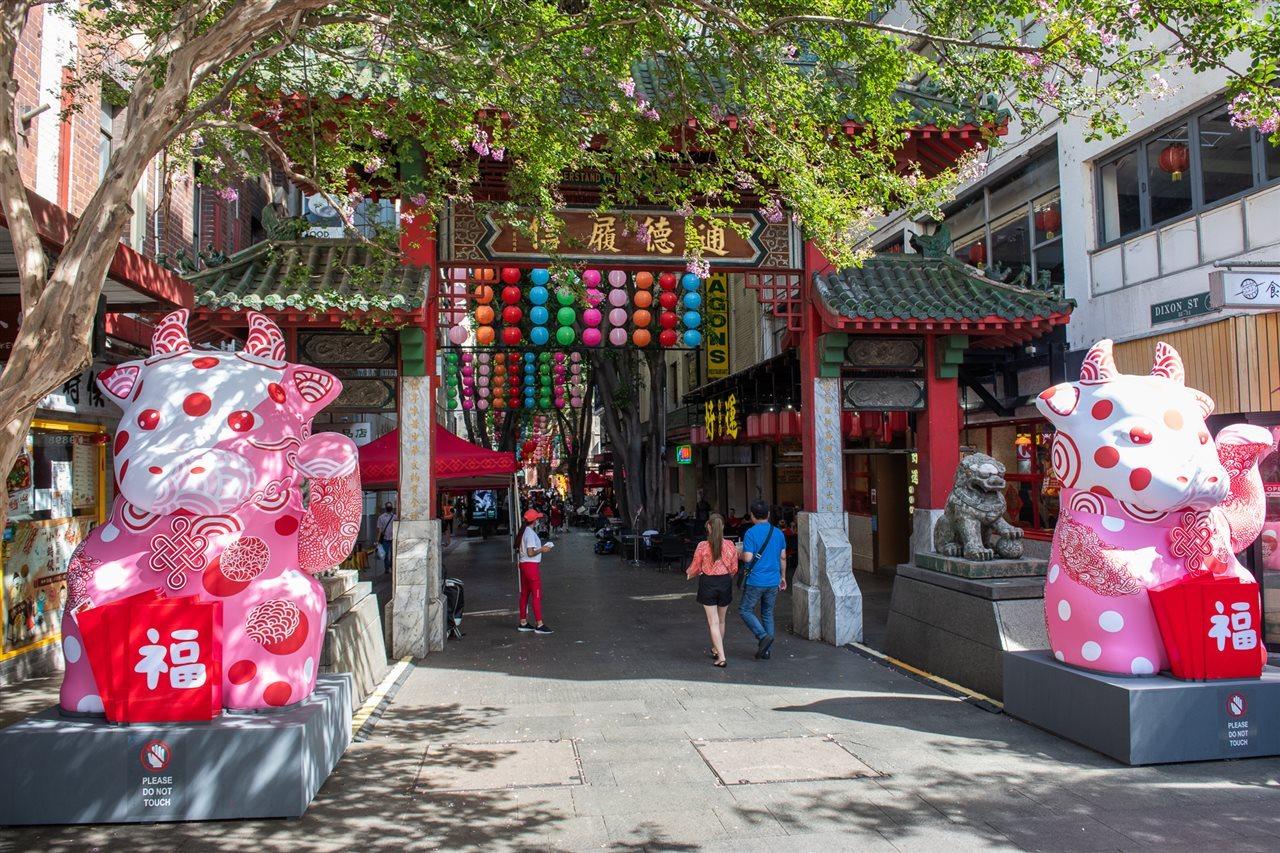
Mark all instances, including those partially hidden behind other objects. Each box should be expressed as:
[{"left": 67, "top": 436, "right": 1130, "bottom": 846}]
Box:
[
  {"left": 631, "top": 309, "right": 652, "bottom": 328},
  {"left": 635, "top": 271, "right": 654, "bottom": 289},
  {"left": 632, "top": 328, "right": 652, "bottom": 347},
  {"left": 633, "top": 290, "right": 653, "bottom": 308},
  {"left": 475, "top": 305, "right": 495, "bottom": 325},
  {"left": 474, "top": 284, "right": 495, "bottom": 304},
  {"left": 476, "top": 325, "right": 495, "bottom": 345}
]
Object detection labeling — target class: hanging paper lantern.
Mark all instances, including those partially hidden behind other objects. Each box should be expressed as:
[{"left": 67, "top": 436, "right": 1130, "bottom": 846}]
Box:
[
  {"left": 658, "top": 291, "right": 678, "bottom": 310},
  {"left": 501, "top": 267, "right": 521, "bottom": 285},
  {"left": 477, "top": 386, "right": 490, "bottom": 399},
  {"left": 967, "top": 242, "right": 986, "bottom": 266},
  {"left": 609, "top": 327, "right": 628, "bottom": 346},
  {"left": 529, "top": 286, "right": 549, "bottom": 305},
  {"left": 681, "top": 273, "right": 701, "bottom": 291},
  {"left": 583, "top": 308, "right": 602, "bottom": 327},
  {"left": 502, "top": 306, "right": 523, "bottom": 325},
  {"left": 634, "top": 290, "right": 653, "bottom": 309},
  {"left": 462, "top": 398, "right": 475, "bottom": 410},
  {"left": 582, "top": 328, "right": 602, "bottom": 346},
  {"left": 659, "top": 311, "right": 678, "bottom": 330},
  {"left": 475, "top": 304, "right": 495, "bottom": 325},
  {"left": 531, "top": 326, "right": 550, "bottom": 345},
  {"left": 530, "top": 268, "right": 550, "bottom": 286},
  {"left": 608, "top": 269, "right": 627, "bottom": 287},
  {"left": 571, "top": 395, "right": 583, "bottom": 407},
  {"left": 524, "top": 352, "right": 535, "bottom": 363},
  {"left": 583, "top": 269, "right": 601, "bottom": 287},
  {"left": 556, "top": 306, "right": 577, "bottom": 326},
  {"left": 554, "top": 288, "right": 574, "bottom": 307},
  {"left": 635, "top": 271, "right": 654, "bottom": 289},
  {"left": 570, "top": 351, "right": 582, "bottom": 362},
  {"left": 608, "top": 307, "right": 627, "bottom": 326},
  {"left": 632, "top": 309, "right": 652, "bottom": 328},
  {"left": 1158, "top": 142, "right": 1190, "bottom": 181},
  {"left": 608, "top": 288, "right": 628, "bottom": 308},
  {"left": 632, "top": 329, "right": 652, "bottom": 347},
  {"left": 475, "top": 284, "right": 495, "bottom": 304},
  {"left": 476, "top": 325, "right": 495, "bottom": 345},
  {"left": 682, "top": 310, "right": 702, "bottom": 328},
  {"left": 585, "top": 288, "right": 604, "bottom": 307},
  {"left": 682, "top": 329, "right": 702, "bottom": 347},
  {"left": 477, "top": 399, "right": 489, "bottom": 410},
  {"left": 1035, "top": 207, "right": 1062, "bottom": 238},
  {"left": 556, "top": 327, "right": 576, "bottom": 345},
  {"left": 659, "top": 329, "right": 678, "bottom": 347},
  {"left": 682, "top": 291, "right": 702, "bottom": 310},
  {"left": 501, "top": 286, "right": 521, "bottom": 305},
  {"left": 658, "top": 272, "right": 677, "bottom": 290},
  {"left": 502, "top": 326, "right": 522, "bottom": 345},
  {"left": 530, "top": 305, "right": 550, "bottom": 326},
  {"left": 448, "top": 324, "right": 468, "bottom": 345}
]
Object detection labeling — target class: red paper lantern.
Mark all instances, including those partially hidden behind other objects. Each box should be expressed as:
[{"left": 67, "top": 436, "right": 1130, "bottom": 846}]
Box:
[
  {"left": 779, "top": 410, "right": 800, "bottom": 437},
  {"left": 501, "top": 326, "right": 522, "bottom": 345},
  {"left": 658, "top": 291, "right": 678, "bottom": 310},
  {"left": 659, "top": 329, "right": 678, "bottom": 347},
  {"left": 967, "top": 242, "right": 986, "bottom": 266},
  {"left": 760, "top": 411, "right": 778, "bottom": 437},
  {"left": 1035, "top": 207, "right": 1061, "bottom": 238},
  {"left": 502, "top": 306, "right": 523, "bottom": 325},
  {"left": 1158, "top": 142, "right": 1190, "bottom": 181},
  {"left": 658, "top": 272, "right": 677, "bottom": 290},
  {"left": 888, "top": 411, "right": 909, "bottom": 435},
  {"left": 501, "top": 267, "right": 521, "bottom": 285},
  {"left": 844, "top": 411, "right": 863, "bottom": 439},
  {"left": 658, "top": 311, "right": 678, "bottom": 329},
  {"left": 747, "top": 414, "right": 761, "bottom": 440},
  {"left": 501, "top": 285, "right": 521, "bottom": 304}
]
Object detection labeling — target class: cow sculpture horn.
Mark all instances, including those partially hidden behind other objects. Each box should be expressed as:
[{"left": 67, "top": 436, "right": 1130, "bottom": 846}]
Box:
[
  {"left": 1079, "top": 339, "right": 1118, "bottom": 384},
  {"left": 151, "top": 309, "right": 192, "bottom": 355},
  {"left": 244, "top": 311, "right": 287, "bottom": 361},
  {"left": 1150, "top": 341, "right": 1186, "bottom": 384}
]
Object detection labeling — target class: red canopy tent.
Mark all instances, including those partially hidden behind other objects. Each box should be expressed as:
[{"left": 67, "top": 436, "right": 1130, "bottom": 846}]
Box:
[{"left": 358, "top": 424, "right": 518, "bottom": 491}]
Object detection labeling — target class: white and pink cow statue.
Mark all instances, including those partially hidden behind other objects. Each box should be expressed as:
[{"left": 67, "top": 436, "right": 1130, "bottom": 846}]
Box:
[
  {"left": 61, "top": 309, "right": 361, "bottom": 713},
  {"left": 1034, "top": 339, "right": 1273, "bottom": 676}
]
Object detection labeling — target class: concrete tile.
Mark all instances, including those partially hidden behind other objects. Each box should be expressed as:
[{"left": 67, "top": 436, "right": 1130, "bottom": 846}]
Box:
[
  {"left": 414, "top": 739, "right": 583, "bottom": 793},
  {"left": 984, "top": 813, "right": 1139, "bottom": 852},
  {"left": 695, "top": 735, "right": 879, "bottom": 785}
]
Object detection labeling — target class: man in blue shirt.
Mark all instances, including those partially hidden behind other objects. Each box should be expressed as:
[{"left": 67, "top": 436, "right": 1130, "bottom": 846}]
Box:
[{"left": 738, "top": 500, "right": 787, "bottom": 660}]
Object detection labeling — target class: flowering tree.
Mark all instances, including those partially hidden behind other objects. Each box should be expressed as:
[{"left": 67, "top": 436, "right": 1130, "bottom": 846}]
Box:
[{"left": 0, "top": 0, "right": 1276, "bottom": 523}]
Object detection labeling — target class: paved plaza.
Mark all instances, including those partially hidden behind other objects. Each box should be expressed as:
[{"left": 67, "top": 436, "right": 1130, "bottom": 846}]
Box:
[{"left": 4, "top": 531, "right": 1280, "bottom": 851}]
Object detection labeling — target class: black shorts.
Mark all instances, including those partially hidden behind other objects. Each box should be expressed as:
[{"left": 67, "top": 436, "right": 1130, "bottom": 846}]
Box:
[{"left": 696, "top": 574, "right": 733, "bottom": 606}]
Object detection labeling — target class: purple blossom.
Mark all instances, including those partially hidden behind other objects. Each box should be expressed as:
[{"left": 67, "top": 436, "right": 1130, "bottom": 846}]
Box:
[
  {"left": 363, "top": 156, "right": 384, "bottom": 173},
  {"left": 783, "top": 43, "right": 799, "bottom": 59},
  {"left": 1040, "top": 80, "right": 1060, "bottom": 101},
  {"left": 760, "top": 196, "right": 785, "bottom": 224},
  {"left": 1126, "top": 0, "right": 1142, "bottom": 18},
  {"left": 215, "top": 187, "right": 239, "bottom": 203},
  {"left": 1024, "top": 53, "right": 1043, "bottom": 70},
  {"left": 635, "top": 222, "right": 651, "bottom": 245},
  {"left": 471, "top": 129, "right": 490, "bottom": 156},
  {"left": 1099, "top": 30, "right": 1119, "bottom": 47},
  {"left": 371, "top": 127, "right": 389, "bottom": 140},
  {"left": 617, "top": 79, "right": 636, "bottom": 98},
  {"left": 410, "top": 192, "right": 428, "bottom": 207},
  {"left": 449, "top": 138, "right": 467, "bottom": 152},
  {"left": 582, "top": 45, "right": 596, "bottom": 57},
  {"left": 641, "top": 106, "right": 660, "bottom": 121},
  {"left": 710, "top": 104, "right": 726, "bottom": 122},
  {"left": 490, "top": 147, "right": 505, "bottom": 161},
  {"left": 686, "top": 258, "right": 710, "bottom": 278}
]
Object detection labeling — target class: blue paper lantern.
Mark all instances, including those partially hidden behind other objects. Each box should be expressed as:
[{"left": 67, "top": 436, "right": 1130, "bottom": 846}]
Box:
[
  {"left": 682, "top": 310, "right": 702, "bottom": 328},
  {"left": 530, "top": 305, "right": 550, "bottom": 325},
  {"left": 682, "top": 329, "right": 703, "bottom": 347},
  {"left": 530, "top": 268, "right": 550, "bottom": 286},
  {"left": 682, "top": 292, "right": 702, "bottom": 310},
  {"left": 681, "top": 273, "right": 701, "bottom": 291},
  {"left": 523, "top": 352, "right": 535, "bottom": 363},
  {"left": 529, "top": 286, "right": 549, "bottom": 305},
  {"left": 524, "top": 364, "right": 535, "bottom": 376},
  {"left": 530, "top": 326, "right": 550, "bottom": 346}
]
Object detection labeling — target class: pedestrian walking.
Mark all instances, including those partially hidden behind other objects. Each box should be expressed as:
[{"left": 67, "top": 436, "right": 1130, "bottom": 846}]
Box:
[
  {"left": 549, "top": 501, "right": 564, "bottom": 533},
  {"left": 516, "top": 508, "right": 554, "bottom": 634},
  {"left": 686, "top": 513, "right": 737, "bottom": 667},
  {"left": 737, "top": 500, "right": 787, "bottom": 660},
  {"left": 375, "top": 501, "right": 397, "bottom": 576}
]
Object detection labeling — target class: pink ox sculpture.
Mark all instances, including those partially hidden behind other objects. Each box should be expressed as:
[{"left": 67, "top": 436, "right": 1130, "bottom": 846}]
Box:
[
  {"left": 1035, "top": 339, "right": 1273, "bottom": 677},
  {"left": 60, "top": 309, "right": 361, "bottom": 713}
]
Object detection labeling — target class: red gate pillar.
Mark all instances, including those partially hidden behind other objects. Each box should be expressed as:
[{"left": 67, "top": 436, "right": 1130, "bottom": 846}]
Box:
[
  {"left": 794, "top": 241, "right": 860, "bottom": 645},
  {"left": 393, "top": 206, "right": 446, "bottom": 656},
  {"left": 910, "top": 333, "right": 964, "bottom": 558}
]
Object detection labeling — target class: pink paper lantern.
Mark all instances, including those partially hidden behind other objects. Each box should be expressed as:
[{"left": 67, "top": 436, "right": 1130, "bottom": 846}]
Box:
[
  {"left": 570, "top": 351, "right": 582, "bottom": 362},
  {"left": 583, "top": 308, "right": 602, "bottom": 327},
  {"left": 571, "top": 395, "right": 583, "bottom": 407},
  {"left": 608, "top": 269, "right": 627, "bottom": 287},
  {"left": 608, "top": 307, "right": 628, "bottom": 326},
  {"left": 477, "top": 399, "right": 489, "bottom": 410},
  {"left": 582, "top": 328, "right": 602, "bottom": 346},
  {"left": 585, "top": 288, "right": 604, "bottom": 306},
  {"left": 583, "top": 269, "right": 601, "bottom": 286},
  {"left": 609, "top": 327, "right": 628, "bottom": 346},
  {"left": 448, "top": 324, "right": 468, "bottom": 345},
  {"left": 462, "top": 398, "right": 475, "bottom": 410},
  {"left": 608, "top": 288, "right": 628, "bottom": 308}
]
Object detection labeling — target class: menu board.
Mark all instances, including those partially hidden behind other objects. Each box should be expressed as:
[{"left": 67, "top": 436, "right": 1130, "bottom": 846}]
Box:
[{"left": 72, "top": 440, "right": 96, "bottom": 509}]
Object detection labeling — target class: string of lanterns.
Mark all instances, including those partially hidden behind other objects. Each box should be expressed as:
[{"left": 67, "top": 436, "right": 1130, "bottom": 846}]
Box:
[{"left": 443, "top": 349, "right": 589, "bottom": 411}]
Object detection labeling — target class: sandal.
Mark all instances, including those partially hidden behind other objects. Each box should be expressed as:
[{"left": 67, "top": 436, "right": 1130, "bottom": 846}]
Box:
[{"left": 713, "top": 658, "right": 727, "bottom": 668}]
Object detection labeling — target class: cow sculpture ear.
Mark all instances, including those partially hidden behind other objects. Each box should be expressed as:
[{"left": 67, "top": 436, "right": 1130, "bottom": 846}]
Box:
[
  {"left": 285, "top": 364, "right": 343, "bottom": 419},
  {"left": 1079, "top": 339, "right": 1118, "bottom": 384},
  {"left": 1036, "top": 382, "right": 1079, "bottom": 424},
  {"left": 95, "top": 361, "right": 144, "bottom": 403},
  {"left": 1150, "top": 341, "right": 1185, "bottom": 384}
]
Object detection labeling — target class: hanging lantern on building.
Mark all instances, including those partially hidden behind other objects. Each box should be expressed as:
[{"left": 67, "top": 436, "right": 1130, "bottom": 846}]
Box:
[
  {"left": 1158, "top": 142, "right": 1189, "bottom": 181},
  {"left": 1034, "top": 206, "right": 1061, "bottom": 239},
  {"left": 966, "top": 241, "right": 986, "bottom": 266}
]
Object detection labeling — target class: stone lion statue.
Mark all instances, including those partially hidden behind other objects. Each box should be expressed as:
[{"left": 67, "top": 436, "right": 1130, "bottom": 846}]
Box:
[{"left": 932, "top": 452, "right": 1024, "bottom": 561}]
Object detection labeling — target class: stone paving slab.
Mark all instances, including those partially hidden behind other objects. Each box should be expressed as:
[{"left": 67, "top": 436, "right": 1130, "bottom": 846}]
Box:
[
  {"left": 413, "top": 738, "right": 584, "bottom": 793},
  {"left": 694, "top": 735, "right": 879, "bottom": 785}
]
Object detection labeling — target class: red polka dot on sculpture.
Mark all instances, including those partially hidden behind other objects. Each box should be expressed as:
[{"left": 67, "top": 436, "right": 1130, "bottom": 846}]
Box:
[
  {"left": 1090, "top": 485, "right": 1113, "bottom": 498},
  {"left": 1091, "top": 400, "right": 1113, "bottom": 420},
  {"left": 183, "top": 393, "right": 211, "bottom": 417},
  {"left": 192, "top": 356, "right": 220, "bottom": 369},
  {"left": 263, "top": 681, "right": 293, "bottom": 707},
  {"left": 268, "top": 382, "right": 287, "bottom": 403},
  {"left": 114, "top": 431, "right": 129, "bottom": 454},
  {"left": 1129, "top": 426, "right": 1152, "bottom": 445},
  {"left": 227, "top": 411, "right": 254, "bottom": 432},
  {"left": 1094, "top": 446, "right": 1120, "bottom": 468},
  {"left": 275, "top": 515, "right": 300, "bottom": 536},
  {"left": 137, "top": 409, "right": 160, "bottom": 430},
  {"left": 1129, "top": 468, "right": 1152, "bottom": 491},
  {"left": 228, "top": 660, "right": 257, "bottom": 685}
]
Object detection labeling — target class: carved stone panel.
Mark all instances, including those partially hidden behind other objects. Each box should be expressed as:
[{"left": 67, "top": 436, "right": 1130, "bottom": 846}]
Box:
[
  {"left": 301, "top": 332, "right": 394, "bottom": 367},
  {"left": 843, "top": 337, "right": 924, "bottom": 371},
  {"left": 842, "top": 377, "right": 927, "bottom": 411}
]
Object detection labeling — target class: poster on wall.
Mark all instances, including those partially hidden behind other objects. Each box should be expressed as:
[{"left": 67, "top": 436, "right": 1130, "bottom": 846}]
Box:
[
  {"left": 6, "top": 449, "right": 31, "bottom": 519},
  {"left": 72, "top": 440, "right": 97, "bottom": 509},
  {"left": 1, "top": 516, "right": 88, "bottom": 654}
]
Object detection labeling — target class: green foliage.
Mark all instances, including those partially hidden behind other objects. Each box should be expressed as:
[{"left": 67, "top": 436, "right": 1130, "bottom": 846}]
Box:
[{"left": 59, "top": 0, "right": 1280, "bottom": 270}]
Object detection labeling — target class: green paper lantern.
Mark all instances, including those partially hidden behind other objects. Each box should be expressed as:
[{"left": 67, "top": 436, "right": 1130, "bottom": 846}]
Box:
[
  {"left": 556, "top": 307, "right": 577, "bottom": 326},
  {"left": 556, "top": 326, "right": 576, "bottom": 345},
  {"left": 555, "top": 287, "right": 575, "bottom": 307}
]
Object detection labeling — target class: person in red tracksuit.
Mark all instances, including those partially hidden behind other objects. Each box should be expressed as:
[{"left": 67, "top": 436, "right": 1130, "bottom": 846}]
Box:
[{"left": 516, "top": 508, "right": 554, "bottom": 634}]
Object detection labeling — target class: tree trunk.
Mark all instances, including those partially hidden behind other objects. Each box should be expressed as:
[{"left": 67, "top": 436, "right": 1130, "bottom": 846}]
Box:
[{"left": 589, "top": 350, "right": 645, "bottom": 528}]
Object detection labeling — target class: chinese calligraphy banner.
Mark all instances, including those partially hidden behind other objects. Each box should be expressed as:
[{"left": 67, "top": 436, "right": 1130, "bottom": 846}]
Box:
[
  {"left": 480, "top": 209, "right": 767, "bottom": 265},
  {"left": 1149, "top": 575, "right": 1265, "bottom": 680},
  {"left": 704, "top": 274, "right": 730, "bottom": 379}
]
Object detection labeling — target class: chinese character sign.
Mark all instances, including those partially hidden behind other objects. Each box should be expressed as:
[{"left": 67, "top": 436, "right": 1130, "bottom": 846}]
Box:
[
  {"left": 1034, "top": 339, "right": 1273, "bottom": 678},
  {"left": 57, "top": 310, "right": 362, "bottom": 717}
]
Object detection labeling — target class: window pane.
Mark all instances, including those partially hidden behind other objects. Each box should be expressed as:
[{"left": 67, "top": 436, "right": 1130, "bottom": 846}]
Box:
[
  {"left": 1199, "top": 108, "right": 1255, "bottom": 203},
  {"left": 944, "top": 192, "right": 985, "bottom": 241},
  {"left": 989, "top": 209, "right": 1032, "bottom": 285},
  {"left": 1266, "top": 132, "right": 1280, "bottom": 182},
  {"left": 1034, "top": 241, "right": 1064, "bottom": 291},
  {"left": 1099, "top": 152, "right": 1141, "bottom": 241},
  {"left": 1146, "top": 124, "right": 1193, "bottom": 225},
  {"left": 1033, "top": 193, "right": 1062, "bottom": 243}
]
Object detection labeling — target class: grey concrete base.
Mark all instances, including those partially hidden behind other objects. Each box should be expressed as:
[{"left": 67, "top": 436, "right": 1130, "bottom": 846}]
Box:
[
  {"left": 392, "top": 519, "right": 444, "bottom": 658},
  {"left": 0, "top": 674, "right": 352, "bottom": 825},
  {"left": 794, "top": 512, "right": 862, "bottom": 645},
  {"left": 0, "top": 638, "right": 63, "bottom": 687},
  {"left": 1004, "top": 651, "right": 1280, "bottom": 765},
  {"left": 884, "top": 565, "right": 1047, "bottom": 700},
  {"left": 914, "top": 552, "right": 1047, "bottom": 579},
  {"left": 909, "top": 509, "right": 944, "bottom": 562},
  {"left": 321, "top": 590, "right": 388, "bottom": 703}
]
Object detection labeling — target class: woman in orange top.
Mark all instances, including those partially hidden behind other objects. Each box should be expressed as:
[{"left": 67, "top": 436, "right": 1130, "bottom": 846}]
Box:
[{"left": 686, "top": 513, "right": 738, "bottom": 667}]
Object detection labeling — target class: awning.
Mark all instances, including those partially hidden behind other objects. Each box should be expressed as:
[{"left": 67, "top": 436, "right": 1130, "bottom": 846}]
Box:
[
  {"left": 358, "top": 424, "right": 518, "bottom": 490},
  {"left": 584, "top": 472, "right": 611, "bottom": 488}
]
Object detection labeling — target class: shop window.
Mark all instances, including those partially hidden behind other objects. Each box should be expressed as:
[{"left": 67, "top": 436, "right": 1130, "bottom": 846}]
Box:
[
  {"left": 1146, "top": 123, "right": 1194, "bottom": 226},
  {"left": 3, "top": 422, "right": 105, "bottom": 659},
  {"left": 989, "top": 209, "right": 1032, "bottom": 284},
  {"left": 961, "top": 418, "right": 1057, "bottom": 538},
  {"left": 1099, "top": 151, "right": 1141, "bottom": 241},
  {"left": 1199, "top": 107, "right": 1255, "bottom": 204},
  {"left": 1033, "top": 241, "right": 1064, "bottom": 290}
]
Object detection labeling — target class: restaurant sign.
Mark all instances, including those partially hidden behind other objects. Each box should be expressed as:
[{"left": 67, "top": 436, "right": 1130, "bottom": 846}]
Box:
[
  {"left": 480, "top": 208, "right": 767, "bottom": 265},
  {"left": 704, "top": 394, "right": 741, "bottom": 441},
  {"left": 704, "top": 274, "right": 730, "bottom": 380},
  {"left": 1209, "top": 269, "right": 1280, "bottom": 310}
]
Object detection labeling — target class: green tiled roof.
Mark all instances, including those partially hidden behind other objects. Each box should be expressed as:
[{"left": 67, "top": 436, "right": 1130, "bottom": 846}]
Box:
[
  {"left": 186, "top": 238, "right": 427, "bottom": 313},
  {"left": 815, "top": 254, "right": 1073, "bottom": 323}
]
